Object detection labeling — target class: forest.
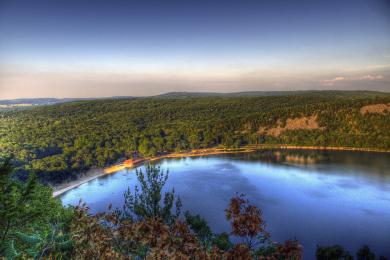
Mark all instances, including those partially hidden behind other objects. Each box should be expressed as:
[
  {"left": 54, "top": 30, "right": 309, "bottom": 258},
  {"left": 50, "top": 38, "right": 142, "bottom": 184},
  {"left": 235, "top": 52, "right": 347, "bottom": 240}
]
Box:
[{"left": 0, "top": 91, "right": 389, "bottom": 184}]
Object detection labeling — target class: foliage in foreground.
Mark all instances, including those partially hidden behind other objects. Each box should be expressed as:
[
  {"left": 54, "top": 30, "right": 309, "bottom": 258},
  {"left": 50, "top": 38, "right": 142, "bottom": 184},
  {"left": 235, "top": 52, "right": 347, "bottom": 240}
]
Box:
[
  {"left": 316, "top": 244, "right": 386, "bottom": 260},
  {"left": 118, "top": 165, "right": 182, "bottom": 225},
  {"left": 0, "top": 158, "right": 73, "bottom": 259},
  {"left": 70, "top": 164, "right": 302, "bottom": 259},
  {"left": 0, "top": 161, "right": 387, "bottom": 259},
  {"left": 70, "top": 198, "right": 302, "bottom": 259},
  {"left": 1, "top": 161, "right": 302, "bottom": 259}
]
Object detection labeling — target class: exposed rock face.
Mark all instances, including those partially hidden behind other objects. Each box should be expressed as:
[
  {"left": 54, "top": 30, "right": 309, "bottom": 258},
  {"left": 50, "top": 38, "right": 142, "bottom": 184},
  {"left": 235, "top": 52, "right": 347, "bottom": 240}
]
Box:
[
  {"left": 258, "top": 115, "right": 321, "bottom": 137},
  {"left": 360, "top": 103, "right": 390, "bottom": 114}
]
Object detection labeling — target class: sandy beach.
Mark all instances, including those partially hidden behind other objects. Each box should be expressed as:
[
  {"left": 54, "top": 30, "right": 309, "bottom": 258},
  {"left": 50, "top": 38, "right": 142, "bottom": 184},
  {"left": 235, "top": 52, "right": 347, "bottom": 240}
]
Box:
[{"left": 52, "top": 168, "right": 105, "bottom": 197}]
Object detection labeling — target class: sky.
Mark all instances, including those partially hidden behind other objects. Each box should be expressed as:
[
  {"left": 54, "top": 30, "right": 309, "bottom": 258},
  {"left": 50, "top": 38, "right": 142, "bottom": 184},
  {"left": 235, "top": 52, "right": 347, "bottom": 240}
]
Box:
[{"left": 0, "top": 0, "right": 389, "bottom": 98}]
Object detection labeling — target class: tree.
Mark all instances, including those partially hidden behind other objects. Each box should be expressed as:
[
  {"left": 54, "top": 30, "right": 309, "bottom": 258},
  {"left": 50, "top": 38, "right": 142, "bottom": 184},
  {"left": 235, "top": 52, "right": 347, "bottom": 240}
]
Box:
[
  {"left": 185, "top": 211, "right": 213, "bottom": 248},
  {"left": 118, "top": 164, "right": 182, "bottom": 225},
  {"left": 356, "top": 245, "right": 375, "bottom": 260},
  {"left": 0, "top": 158, "right": 73, "bottom": 258},
  {"left": 316, "top": 245, "right": 353, "bottom": 260},
  {"left": 138, "top": 138, "right": 156, "bottom": 157},
  {"left": 212, "top": 232, "right": 232, "bottom": 251},
  {"left": 225, "top": 194, "right": 269, "bottom": 250},
  {"left": 7, "top": 227, "right": 72, "bottom": 259}
]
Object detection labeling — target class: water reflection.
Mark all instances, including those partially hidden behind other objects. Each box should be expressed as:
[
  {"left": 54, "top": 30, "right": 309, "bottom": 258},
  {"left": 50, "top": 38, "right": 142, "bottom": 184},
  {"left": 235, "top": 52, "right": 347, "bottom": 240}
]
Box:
[{"left": 61, "top": 150, "right": 390, "bottom": 258}]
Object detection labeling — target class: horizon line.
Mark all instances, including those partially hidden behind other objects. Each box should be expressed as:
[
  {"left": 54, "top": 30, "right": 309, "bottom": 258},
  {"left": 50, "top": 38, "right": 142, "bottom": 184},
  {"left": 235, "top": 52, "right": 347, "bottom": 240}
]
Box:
[{"left": 1, "top": 89, "right": 389, "bottom": 101}]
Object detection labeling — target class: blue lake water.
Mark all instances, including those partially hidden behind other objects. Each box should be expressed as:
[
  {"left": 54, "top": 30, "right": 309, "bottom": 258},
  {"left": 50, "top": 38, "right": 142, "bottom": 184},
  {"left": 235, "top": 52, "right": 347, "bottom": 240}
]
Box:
[{"left": 60, "top": 150, "right": 390, "bottom": 258}]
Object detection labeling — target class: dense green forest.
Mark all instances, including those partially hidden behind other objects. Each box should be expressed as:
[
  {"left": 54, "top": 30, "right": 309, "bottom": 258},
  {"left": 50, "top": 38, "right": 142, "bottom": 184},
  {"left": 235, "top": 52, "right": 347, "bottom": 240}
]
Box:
[{"left": 0, "top": 91, "right": 389, "bottom": 183}]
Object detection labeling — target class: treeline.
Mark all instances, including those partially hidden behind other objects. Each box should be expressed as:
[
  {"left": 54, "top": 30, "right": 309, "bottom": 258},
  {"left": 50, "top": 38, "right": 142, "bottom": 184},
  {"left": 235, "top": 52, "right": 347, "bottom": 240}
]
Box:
[{"left": 0, "top": 91, "right": 389, "bottom": 183}]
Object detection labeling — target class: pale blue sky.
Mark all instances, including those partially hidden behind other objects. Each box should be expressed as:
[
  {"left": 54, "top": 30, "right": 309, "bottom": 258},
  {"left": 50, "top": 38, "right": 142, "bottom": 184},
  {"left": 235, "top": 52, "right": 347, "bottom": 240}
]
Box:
[{"left": 0, "top": 0, "right": 389, "bottom": 98}]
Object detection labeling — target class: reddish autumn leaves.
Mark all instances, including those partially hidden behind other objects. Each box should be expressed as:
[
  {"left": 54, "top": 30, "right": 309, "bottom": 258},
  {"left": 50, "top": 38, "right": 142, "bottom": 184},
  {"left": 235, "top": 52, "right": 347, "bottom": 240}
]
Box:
[
  {"left": 69, "top": 166, "right": 301, "bottom": 259},
  {"left": 225, "top": 194, "right": 269, "bottom": 250},
  {"left": 70, "top": 195, "right": 302, "bottom": 259},
  {"left": 225, "top": 194, "right": 302, "bottom": 259}
]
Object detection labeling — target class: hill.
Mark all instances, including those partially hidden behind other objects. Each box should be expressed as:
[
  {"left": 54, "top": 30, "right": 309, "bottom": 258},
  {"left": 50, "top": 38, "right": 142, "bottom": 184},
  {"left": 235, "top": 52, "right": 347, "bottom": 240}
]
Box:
[
  {"left": 0, "top": 90, "right": 389, "bottom": 183},
  {"left": 154, "top": 90, "right": 390, "bottom": 99},
  {"left": 0, "top": 98, "right": 94, "bottom": 110}
]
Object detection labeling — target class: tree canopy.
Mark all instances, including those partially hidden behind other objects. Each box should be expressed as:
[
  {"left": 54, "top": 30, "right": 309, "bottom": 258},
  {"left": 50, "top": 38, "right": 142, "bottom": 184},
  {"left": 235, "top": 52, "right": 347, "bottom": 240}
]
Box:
[{"left": 1, "top": 91, "right": 389, "bottom": 183}]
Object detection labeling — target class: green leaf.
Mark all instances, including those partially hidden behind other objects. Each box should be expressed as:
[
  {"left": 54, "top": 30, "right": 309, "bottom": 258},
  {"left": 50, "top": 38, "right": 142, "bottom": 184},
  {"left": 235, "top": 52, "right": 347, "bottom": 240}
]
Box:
[
  {"left": 15, "top": 231, "right": 42, "bottom": 245},
  {"left": 57, "top": 240, "right": 73, "bottom": 251},
  {"left": 2, "top": 240, "right": 20, "bottom": 260}
]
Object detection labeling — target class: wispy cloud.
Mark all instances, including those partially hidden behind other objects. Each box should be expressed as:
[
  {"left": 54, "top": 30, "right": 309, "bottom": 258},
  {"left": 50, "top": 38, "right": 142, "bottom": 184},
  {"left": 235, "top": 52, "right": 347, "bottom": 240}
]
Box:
[
  {"left": 320, "top": 75, "right": 384, "bottom": 86},
  {"left": 357, "top": 75, "right": 383, "bottom": 80},
  {"left": 365, "top": 64, "right": 390, "bottom": 70},
  {"left": 320, "top": 76, "right": 346, "bottom": 86}
]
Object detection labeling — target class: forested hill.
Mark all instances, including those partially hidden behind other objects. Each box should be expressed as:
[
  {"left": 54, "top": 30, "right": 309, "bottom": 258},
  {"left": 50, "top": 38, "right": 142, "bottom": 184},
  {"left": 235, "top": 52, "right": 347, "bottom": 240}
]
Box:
[
  {"left": 155, "top": 90, "right": 389, "bottom": 98},
  {"left": 0, "top": 98, "right": 94, "bottom": 110},
  {"left": 0, "top": 91, "right": 389, "bottom": 183}
]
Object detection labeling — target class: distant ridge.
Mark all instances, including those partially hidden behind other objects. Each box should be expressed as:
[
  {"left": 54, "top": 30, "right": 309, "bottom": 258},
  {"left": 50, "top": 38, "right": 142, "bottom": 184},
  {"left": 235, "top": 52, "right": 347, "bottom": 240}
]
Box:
[
  {"left": 0, "top": 98, "right": 91, "bottom": 105},
  {"left": 0, "top": 98, "right": 95, "bottom": 110},
  {"left": 1, "top": 90, "right": 389, "bottom": 110},
  {"left": 153, "top": 90, "right": 390, "bottom": 99}
]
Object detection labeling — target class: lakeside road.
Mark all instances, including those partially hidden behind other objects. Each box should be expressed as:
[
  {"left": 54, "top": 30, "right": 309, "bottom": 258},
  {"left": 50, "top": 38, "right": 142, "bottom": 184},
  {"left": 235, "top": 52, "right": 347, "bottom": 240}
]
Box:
[{"left": 52, "top": 145, "right": 390, "bottom": 198}]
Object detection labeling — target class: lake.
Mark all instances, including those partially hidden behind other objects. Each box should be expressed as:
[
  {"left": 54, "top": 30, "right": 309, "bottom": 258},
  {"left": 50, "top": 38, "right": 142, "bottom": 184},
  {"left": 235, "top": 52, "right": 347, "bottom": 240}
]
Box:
[{"left": 60, "top": 149, "right": 390, "bottom": 258}]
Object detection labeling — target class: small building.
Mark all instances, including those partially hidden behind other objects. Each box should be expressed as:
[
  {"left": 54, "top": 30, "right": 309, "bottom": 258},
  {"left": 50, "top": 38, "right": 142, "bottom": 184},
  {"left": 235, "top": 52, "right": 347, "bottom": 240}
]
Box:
[{"left": 123, "top": 158, "right": 145, "bottom": 167}]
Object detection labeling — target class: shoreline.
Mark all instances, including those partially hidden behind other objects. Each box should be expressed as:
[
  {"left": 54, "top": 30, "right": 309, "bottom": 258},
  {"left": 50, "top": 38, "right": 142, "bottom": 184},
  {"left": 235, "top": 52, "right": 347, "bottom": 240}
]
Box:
[
  {"left": 247, "top": 144, "right": 390, "bottom": 153},
  {"left": 52, "top": 145, "right": 390, "bottom": 197},
  {"left": 52, "top": 168, "right": 105, "bottom": 197}
]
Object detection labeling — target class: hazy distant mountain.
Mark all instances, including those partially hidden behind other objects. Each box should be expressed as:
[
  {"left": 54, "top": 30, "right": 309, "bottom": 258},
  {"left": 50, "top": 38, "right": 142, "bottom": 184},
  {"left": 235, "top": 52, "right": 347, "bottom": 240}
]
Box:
[
  {"left": 0, "top": 98, "right": 93, "bottom": 110},
  {"left": 153, "top": 90, "right": 390, "bottom": 99},
  {"left": 1, "top": 91, "right": 388, "bottom": 110}
]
